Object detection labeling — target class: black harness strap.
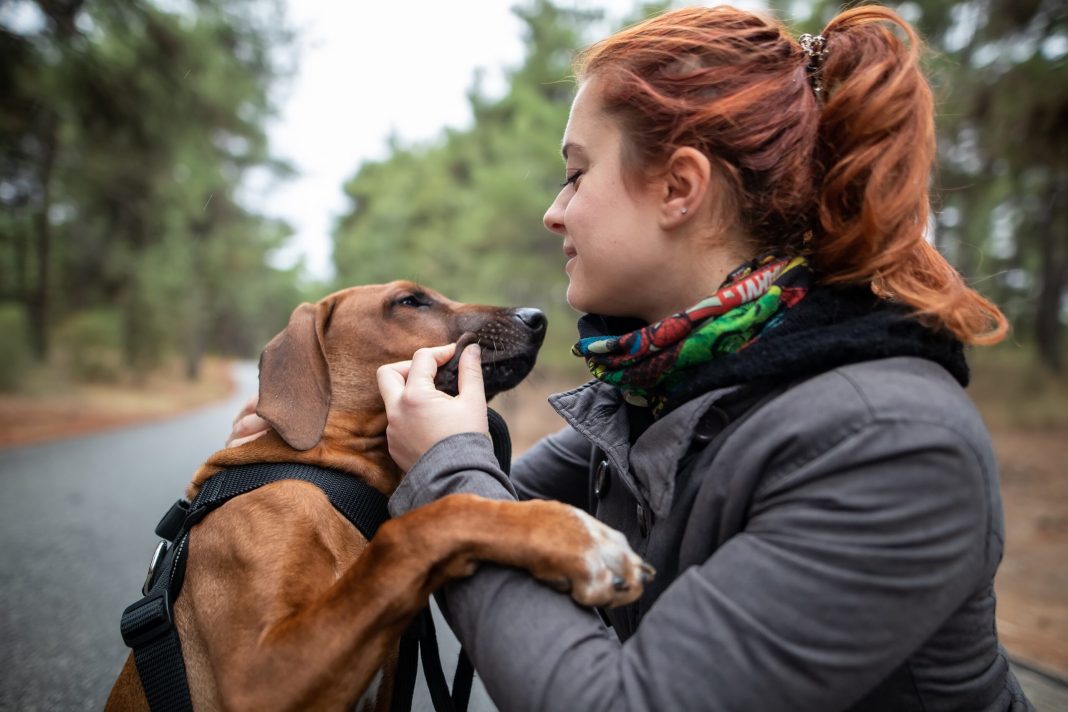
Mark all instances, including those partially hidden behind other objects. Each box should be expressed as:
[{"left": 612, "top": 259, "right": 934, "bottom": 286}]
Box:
[{"left": 121, "top": 463, "right": 390, "bottom": 712}]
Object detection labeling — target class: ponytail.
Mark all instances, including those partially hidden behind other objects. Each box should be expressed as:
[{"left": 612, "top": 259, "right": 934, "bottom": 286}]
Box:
[{"left": 813, "top": 6, "right": 1007, "bottom": 344}]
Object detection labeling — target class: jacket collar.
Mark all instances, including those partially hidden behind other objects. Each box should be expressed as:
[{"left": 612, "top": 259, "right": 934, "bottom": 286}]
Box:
[
  {"left": 549, "top": 380, "right": 738, "bottom": 518},
  {"left": 551, "top": 285, "right": 969, "bottom": 519}
]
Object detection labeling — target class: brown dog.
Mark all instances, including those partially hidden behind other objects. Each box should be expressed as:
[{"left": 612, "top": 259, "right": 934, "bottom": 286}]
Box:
[{"left": 106, "top": 281, "right": 650, "bottom": 711}]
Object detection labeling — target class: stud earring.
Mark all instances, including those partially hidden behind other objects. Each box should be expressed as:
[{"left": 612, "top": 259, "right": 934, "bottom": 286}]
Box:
[{"left": 680, "top": 207, "right": 688, "bottom": 214}]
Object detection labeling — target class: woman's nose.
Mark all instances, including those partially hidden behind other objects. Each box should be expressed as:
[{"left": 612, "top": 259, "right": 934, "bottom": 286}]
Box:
[{"left": 543, "top": 193, "right": 566, "bottom": 235}]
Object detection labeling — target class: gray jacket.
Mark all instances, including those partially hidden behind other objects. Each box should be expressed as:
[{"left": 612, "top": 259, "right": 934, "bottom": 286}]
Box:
[{"left": 389, "top": 356, "right": 1033, "bottom": 711}]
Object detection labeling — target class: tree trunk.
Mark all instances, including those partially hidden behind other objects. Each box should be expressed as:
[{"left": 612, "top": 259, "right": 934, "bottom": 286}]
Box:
[
  {"left": 184, "top": 347, "right": 202, "bottom": 381},
  {"left": 24, "top": 0, "right": 84, "bottom": 361},
  {"left": 28, "top": 115, "right": 57, "bottom": 361},
  {"left": 184, "top": 288, "right": 205, "bottom": 382},
  {"left": 1034, "top": 180, "right": 1066, "bottom": 374}
]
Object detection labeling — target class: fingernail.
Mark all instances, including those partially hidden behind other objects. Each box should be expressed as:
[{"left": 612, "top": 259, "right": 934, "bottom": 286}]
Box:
[{"left": 468, "top": 343, "right": 481, "bottom": 358}]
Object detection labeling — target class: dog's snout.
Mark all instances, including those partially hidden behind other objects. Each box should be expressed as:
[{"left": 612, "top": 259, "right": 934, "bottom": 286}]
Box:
[{"left": 513, "top": 308, "right": 547, "bottom": 334}]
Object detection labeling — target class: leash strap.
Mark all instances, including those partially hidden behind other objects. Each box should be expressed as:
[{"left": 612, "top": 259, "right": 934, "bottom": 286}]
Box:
[
  {"left": 418, "top": 610, "right": 455, "bottom": 712},
  {"left": 121, "top": 463, "right": 390, "bottom": 712},
  {"left": 452, "top": 649, "right": 475, "bottom": 710},
  {"left": 391, "top": 612, "right": 421, "bottom": 712}
]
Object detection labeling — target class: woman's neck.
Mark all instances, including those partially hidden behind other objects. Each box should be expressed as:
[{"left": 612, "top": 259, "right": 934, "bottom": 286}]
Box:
[{"left": 637, "top": 242, "right": 755, "bottom": 324}]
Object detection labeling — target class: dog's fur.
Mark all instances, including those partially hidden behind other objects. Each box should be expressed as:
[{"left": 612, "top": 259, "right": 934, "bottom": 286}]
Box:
[{"left": 106, "top": 281, "right": 649, "bottom": 712}]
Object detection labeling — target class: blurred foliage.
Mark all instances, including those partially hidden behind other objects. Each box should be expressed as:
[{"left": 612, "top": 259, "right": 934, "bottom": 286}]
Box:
[
  {"left": 1, "top": 0, "right": 1063, "bottom": 390},
  {"left": 0, "top": 302, "right": 32, "bottom": 390},
  {"left": 335, "top": 0, "right": 1065, "bottom": 373},
  {"left": 52, "top": 308, "right": 123, "bottom": 382},
  {"left": 0, "top": 0, "right": 308, "bottom": 387}
]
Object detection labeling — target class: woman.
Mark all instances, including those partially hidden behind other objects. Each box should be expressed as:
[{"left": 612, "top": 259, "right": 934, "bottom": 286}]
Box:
[{"left": 245, "top": 6, "right": 1033, "bottom": 710}]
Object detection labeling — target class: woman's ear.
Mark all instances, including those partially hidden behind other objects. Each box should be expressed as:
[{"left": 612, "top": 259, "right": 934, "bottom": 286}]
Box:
[
  {"left": 660, "top": 149, "right": 742, "bottom": 241},
  {"left": 659, "top": 146, "right": 712, "bottom": 229}
]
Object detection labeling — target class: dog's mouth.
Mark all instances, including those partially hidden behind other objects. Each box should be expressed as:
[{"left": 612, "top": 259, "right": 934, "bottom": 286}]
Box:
[{"left": 434, "top": 330, "right": 543, "bottom": 399}]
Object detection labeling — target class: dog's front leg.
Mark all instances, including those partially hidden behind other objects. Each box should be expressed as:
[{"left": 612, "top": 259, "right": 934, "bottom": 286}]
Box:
[{"left": 186, "top": 488, "right": 648, "bottom": 711}]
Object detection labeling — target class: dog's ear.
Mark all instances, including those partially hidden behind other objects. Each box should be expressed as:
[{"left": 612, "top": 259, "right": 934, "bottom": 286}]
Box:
[{"left": 257, "top": 300, "right": 335, "bottom": 450}]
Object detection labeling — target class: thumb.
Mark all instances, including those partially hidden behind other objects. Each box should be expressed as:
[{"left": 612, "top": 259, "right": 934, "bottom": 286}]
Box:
[
  {"left": 376, "top": 362, "right": 408, "bottom": 413},
  {"left": 457, "top": 343, "right": 486, "bottom": 405}
]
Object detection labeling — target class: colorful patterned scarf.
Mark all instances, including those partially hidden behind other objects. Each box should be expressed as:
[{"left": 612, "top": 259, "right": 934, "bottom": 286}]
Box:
[{"left": 573, "top": 256, "right": 812, "bottom": 415}]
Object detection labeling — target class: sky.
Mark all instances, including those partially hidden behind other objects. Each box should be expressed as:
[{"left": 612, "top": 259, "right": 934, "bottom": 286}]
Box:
[
  {"left": 253, "top": 1, "right": 637, "bottom": 281},
  {"left": 251, "top": 0, "right": 745, "bottom": 282}
]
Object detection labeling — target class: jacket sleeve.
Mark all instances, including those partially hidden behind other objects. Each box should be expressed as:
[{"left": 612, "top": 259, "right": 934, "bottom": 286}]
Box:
[
  {"left": 387, "top": 417, "right": 993, "bottom": 712},
  {"left": 510, "top": 425, "right": 592, "bottom": 507}
]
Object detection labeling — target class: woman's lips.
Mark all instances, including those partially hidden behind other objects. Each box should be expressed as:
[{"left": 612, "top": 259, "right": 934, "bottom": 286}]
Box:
[{"left": 563, "top": 244, "right": 577, "bottom": 273}]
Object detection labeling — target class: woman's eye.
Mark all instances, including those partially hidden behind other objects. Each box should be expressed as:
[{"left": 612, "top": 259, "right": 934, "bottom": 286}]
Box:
[{"left": 560, "top": 170, "right": 584, "bottom": 189}]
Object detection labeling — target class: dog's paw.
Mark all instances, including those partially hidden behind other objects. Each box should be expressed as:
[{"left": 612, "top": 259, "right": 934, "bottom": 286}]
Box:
[
  {"left": 571, "top": 509, "right": 654, "bottom": 608},
  {"left": 538, "top": 508, "right": 653, "bottom": 609}
]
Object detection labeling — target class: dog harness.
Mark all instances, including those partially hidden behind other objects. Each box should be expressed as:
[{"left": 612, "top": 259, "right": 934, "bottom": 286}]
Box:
[{"left": 120, "top": 410, "right": 511, "bottom": 712}]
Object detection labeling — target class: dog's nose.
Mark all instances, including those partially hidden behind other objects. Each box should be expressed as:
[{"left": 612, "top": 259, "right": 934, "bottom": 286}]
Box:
[{"left": 513, "top": 308, "right": 547, "bottom": 335}]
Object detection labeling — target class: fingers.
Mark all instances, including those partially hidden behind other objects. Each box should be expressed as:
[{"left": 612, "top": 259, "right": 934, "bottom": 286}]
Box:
[
  {"left": 375, "top": 342, "right": 488, "bottom": 470},
  {"left": 378, "top": 343, "right": 458, "bottom": 404},
  {"left": 233, "top": 395, "right": 258, "bottom": 426},
  {"left": 226, "top": 413, "right": 269, "bottom": 448},
  {"left": 228, "top": 430, "right": 268, "bottom": 448},
  {"left": 407, "top": 343, "right": 457, "bottom": 388},
  {"left": 226, "top": 398, "right": 268, "bottom": 448},
  {"left": 376, "top": 361, "right": 408, "bottom": 410},
  {"left": 457, "top": 343, "right": 485, "bottom": 404}
]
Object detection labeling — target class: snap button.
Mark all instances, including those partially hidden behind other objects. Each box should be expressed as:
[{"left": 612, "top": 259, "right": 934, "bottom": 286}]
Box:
[
  {"left": 593, "top": 459, "right": 610, "bottom": 497},
  {"left": 693, "top": 406, "right": 729, "bottom": 443},
  {"left": 637, "top": 503, "right": 650, "bottom": 537}
]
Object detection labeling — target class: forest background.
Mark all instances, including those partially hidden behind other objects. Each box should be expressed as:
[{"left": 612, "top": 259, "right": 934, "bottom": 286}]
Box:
[
  {"left": 1, "top": 0, "right": 1066, "bottom": 686},
  {"left": 2, "top": 0, "right": 1065, "bottom": 382}
]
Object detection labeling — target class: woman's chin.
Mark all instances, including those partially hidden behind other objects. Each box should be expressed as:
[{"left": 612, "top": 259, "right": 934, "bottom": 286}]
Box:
[
  {"left": 565, "top": 285, "right": 593, "bottom": 315},
  {"left": 567, "top": 293, "right": 617, "bottom": 318},
  {"left": 567, "top": 280, "right": 638, "bottom": 318}
]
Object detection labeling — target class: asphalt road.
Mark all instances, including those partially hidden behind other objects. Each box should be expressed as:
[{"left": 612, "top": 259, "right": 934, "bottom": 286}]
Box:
[{"left": 0, "top": 362, "right": 494, "bottom": 712}]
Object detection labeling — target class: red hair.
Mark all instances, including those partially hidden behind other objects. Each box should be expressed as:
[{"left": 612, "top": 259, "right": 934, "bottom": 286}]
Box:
[{"left": 575, "top": 5, "right": 1007, "bottom": 345}]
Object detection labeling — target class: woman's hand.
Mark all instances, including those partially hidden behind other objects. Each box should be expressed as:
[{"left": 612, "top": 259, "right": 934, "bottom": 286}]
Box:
[
  {"left": 377, "top": 342, "right": 488, "bottom": 472},
  {"left": 226, "top": 395, "right": 270, "bottom": 447}
]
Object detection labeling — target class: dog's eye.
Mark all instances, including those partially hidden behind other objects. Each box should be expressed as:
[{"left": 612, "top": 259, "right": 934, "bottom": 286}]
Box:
[{"left": 395, "top": 294, "right": 429, "bottom": 308}]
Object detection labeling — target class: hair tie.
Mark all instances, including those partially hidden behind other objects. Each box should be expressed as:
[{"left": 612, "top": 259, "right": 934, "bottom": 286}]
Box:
[{"left": 798, "top": 33, "right": 828, "bottom": 96}]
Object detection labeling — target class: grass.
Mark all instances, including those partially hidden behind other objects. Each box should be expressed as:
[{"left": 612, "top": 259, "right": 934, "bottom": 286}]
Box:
[{"left": 0, "top": 356, "right": 236, "bottom": 449}]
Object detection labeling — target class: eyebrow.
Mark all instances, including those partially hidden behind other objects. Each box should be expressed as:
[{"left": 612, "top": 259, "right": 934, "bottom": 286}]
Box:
[{"left": 561, "top": 141, "right": 585, "bottom": 160}]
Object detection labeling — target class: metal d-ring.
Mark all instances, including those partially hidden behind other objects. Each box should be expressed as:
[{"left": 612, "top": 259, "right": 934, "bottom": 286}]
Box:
[{"left": 141, "top": 540, "right": 169, "bottom": 596}]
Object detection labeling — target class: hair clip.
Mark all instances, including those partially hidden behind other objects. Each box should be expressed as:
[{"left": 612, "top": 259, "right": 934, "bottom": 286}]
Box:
[{"left": 798, "top": 33, "right": 828, "bottom": 96}]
